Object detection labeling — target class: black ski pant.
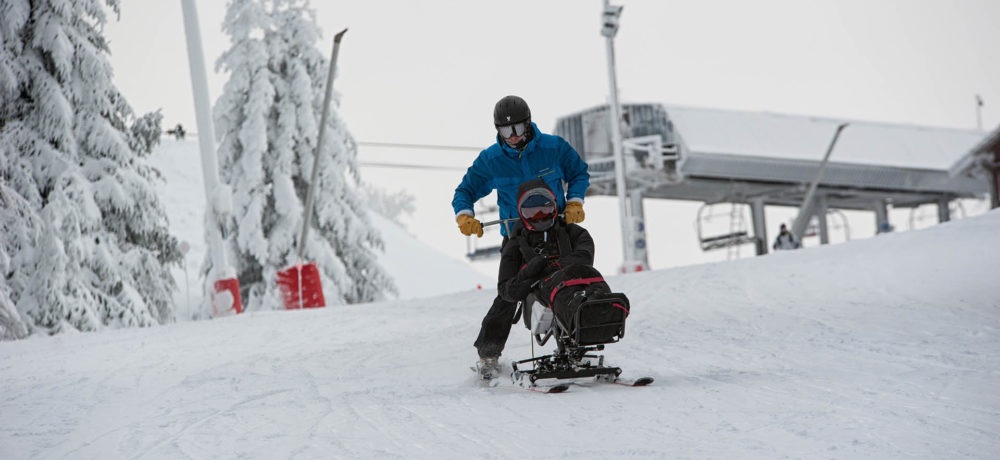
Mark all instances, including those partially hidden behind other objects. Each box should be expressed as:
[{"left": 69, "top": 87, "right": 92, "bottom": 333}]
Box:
[
  {"left": 473, "top": 295, "right": 517, "bottom": 359},
  {"left": 474, "top": 236, "right": 516, "bottom": 359}
]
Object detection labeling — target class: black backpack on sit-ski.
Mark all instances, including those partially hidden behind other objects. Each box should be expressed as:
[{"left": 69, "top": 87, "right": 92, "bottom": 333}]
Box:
[{"left": 537, "top": 264, "right": 630, "bottom": 345}]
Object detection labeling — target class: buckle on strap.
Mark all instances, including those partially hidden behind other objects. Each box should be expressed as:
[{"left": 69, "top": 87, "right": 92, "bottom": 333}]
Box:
[{"left": 548, "top": 276, "right": 605, "bottom": 305}]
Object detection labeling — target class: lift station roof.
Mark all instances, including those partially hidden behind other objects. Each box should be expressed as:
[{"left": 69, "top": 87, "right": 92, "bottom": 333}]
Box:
[{"left": 555, "top": 104, "right": 988, "bottom": 210}]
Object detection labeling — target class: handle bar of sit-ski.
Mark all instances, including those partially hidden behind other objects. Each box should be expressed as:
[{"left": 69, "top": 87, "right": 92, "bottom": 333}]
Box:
[
  {"left": 480, "top": 214, "right": 565, "bottom": 228},
  {"left": 479, "top": 214, "right": 566, "bottom": 238},
  {"left": 481, "top": 217, "right": 519, "bottom": 228}
]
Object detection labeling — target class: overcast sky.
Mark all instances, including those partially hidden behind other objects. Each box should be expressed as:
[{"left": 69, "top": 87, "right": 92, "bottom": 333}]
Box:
[
  {"left": 100, "top": 0, "right": 999, "bottom": 272},
  {"left": 105, "top": 0, "right": 1000, "bottom": 151}
]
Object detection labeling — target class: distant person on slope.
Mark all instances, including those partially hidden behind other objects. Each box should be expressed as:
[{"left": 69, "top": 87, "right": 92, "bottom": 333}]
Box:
[
  {"left": 451, "top": 95, "right": 590, "bottom": 379},
  {"left": 772, "top": 223, "right": 801, "bottom": 250}
]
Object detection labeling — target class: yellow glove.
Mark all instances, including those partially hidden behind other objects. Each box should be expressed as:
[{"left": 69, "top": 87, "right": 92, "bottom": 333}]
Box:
[
  {"left": 457, "top": 214, "right": 483, "bottom": 237},
  {"left": 564, "top": 201, "right": 585, "bottom": 224}
]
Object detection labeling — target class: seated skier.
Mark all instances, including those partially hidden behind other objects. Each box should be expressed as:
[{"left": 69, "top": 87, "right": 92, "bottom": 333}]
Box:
[
  {"left": 497, "top": 179, "right": 596, "bottom": 326},
  {"left": 473, "top": 179, "right": 594, "bottom": 380},
  {"left": 491, "top": 180, "right": 639, "bottom": 385}
]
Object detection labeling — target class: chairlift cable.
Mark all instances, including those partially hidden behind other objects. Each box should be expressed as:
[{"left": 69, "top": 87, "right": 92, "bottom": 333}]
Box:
[
  {"left": 357, "top": 141, "right": 481, "bottom": 152},
  {"left": 358, "top": 161, "right": 466, "bottom": 171},
  {"left": 356, "top": 141, "right": 480, "bottom": 171}
]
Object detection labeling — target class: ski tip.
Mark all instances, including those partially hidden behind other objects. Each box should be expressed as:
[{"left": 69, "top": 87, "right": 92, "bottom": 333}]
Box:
[
  {"left": 632, "top": 377, "right": 654, "bottom": 386},
  {"left": 547, "top": 384, "right": 570, "bottom": 394}
]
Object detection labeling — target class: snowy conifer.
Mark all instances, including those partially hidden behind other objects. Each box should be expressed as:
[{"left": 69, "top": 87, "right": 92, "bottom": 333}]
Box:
[
  {"left": 362, "top": 183, "right": 415, "bottom": 229},
  {"left": 215, "top": 0, "right": 394, "bottom": 310},
  {"left": 0, "top": 0, "right": 181, "bottom": 336},
  {"left": 0, "top": 184, "right": 35, "bottom": 340}
]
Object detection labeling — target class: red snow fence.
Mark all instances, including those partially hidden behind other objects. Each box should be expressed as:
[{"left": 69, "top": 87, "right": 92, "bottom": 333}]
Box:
[
  {"left": 276, "top": 262, "right": 326, "bottom": 309},
  {"left": 212, "top": 277, "right": 243, "bottom": 316}
]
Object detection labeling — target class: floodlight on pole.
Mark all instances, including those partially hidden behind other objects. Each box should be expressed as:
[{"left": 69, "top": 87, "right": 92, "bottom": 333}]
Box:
[{"left": 602, "top": 3, "right": 623, "bottom": 37}]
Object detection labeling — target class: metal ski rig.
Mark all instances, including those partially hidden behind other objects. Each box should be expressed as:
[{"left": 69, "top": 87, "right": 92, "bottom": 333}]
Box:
[
  {"left": 510, "top": 329, "right": 654, "bottom": 388},
  {"left": 512, "top": 339, "right": 622, "bottom": 384},
  {"left": 472, "top": 341, "right": 652, "bottom": 393}
]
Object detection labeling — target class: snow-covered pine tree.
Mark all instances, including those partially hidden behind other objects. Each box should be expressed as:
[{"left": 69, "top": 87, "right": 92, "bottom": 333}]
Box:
[
  {"left": 0, "top": 0, "right": 181, "bottom": 336},
  {"left": 215, "top": 0, "right": 395, "bottom": 311},
  {"left": 0, "top": 183, "right": 35, "bottom": 340},
  {"left": 361, "top": 183, "right": 415, "bottom": 229}
]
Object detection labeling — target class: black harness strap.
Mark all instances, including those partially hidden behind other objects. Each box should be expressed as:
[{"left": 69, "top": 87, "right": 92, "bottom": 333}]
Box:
[{"left": 515, "top": 224, "right": 573, "bottom": 264}]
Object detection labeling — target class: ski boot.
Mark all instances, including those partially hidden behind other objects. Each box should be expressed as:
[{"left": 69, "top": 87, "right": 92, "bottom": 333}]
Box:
[{"left": 476, "top": 357, "right": 501, "bottom": 381}]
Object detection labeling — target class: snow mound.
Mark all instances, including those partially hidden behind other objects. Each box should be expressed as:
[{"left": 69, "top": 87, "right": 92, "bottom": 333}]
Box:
[{"left": 371, "top": 212, "right": 491, "bottom": 299}]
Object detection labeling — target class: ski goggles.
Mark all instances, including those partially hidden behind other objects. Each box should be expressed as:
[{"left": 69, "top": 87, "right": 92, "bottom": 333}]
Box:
[
  {"left": 497, "top": 121, "right": 529, "bottom": 139},
  {"left": 519, "top": 193, "right": 556, "bottom": 221}
]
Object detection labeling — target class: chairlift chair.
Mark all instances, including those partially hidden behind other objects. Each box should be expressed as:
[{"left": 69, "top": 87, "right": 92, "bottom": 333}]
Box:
[
  {"left": 695, "top": 202, "right": 757, "bottom": 252},
  {"left": 908, "top": 201, "right": 965, "bottom": 231}
]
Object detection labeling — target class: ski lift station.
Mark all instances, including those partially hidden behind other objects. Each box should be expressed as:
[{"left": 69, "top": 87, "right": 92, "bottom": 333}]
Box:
[
  {"left": 552, "top": 104, "right": 989, "bottom": 261},
  {"left": 950, "top": 124, "right": 1000, "bottom": 210}
]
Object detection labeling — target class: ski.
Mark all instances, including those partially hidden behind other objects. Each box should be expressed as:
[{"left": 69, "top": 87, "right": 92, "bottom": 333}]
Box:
[
  {"left": 594, "top": 374, "right": 655, "bottom": 387},
  {"left": 613, "top": 376, "right": 654, "bottom": 387},
  {"left": 502, "top": 382, "right": 570, "bottom": 394},
  {"left": 478, "top": 377, "right": 570, "bottom": 394},
  {"left": 531, "top": 383, "right": 570, "bottom": 393}
]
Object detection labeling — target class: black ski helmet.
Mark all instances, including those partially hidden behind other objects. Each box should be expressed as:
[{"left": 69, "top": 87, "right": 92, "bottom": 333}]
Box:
[{"left": 494, "top": 95, "right": 531, "bottom": 126}]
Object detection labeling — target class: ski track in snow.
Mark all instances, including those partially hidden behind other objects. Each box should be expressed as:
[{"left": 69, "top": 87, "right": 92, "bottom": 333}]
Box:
[{"left": 2, "top": 214, "right": 1000, "bottom": 457}]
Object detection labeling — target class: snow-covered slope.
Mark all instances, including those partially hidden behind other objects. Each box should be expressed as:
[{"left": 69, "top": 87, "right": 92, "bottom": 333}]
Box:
[
  {"left": 147, "top": 139, "right": 489, "bottom": 317},
  {"left": 2, "top": 207, "right": 998, "bottom": 458},
  {"left": 369, "top": 212, "right": 491, "bottom": 298}
]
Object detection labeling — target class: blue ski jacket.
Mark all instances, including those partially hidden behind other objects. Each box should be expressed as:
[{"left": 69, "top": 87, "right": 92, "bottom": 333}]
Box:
[{"left": 452, "top": 123, "right": 590, "bottom": 236}]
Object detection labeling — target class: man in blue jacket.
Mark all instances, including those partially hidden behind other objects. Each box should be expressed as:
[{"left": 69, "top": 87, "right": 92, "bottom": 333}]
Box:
[{"left": 452, "top": 95, "right": 590, "bottom": 379}]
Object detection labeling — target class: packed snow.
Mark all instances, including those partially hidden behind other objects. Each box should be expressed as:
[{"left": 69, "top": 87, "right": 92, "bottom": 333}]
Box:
[{"left": 2, "top": 197, "right": 998, "bottom": 457}]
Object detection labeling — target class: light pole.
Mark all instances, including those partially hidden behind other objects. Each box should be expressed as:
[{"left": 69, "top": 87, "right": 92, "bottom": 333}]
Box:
[
  {"left": 180, "top": 0, "right": 241, "bottom": 316},
  {"left": 602, "top": 1, "right": 642, "bottom": 273}
]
